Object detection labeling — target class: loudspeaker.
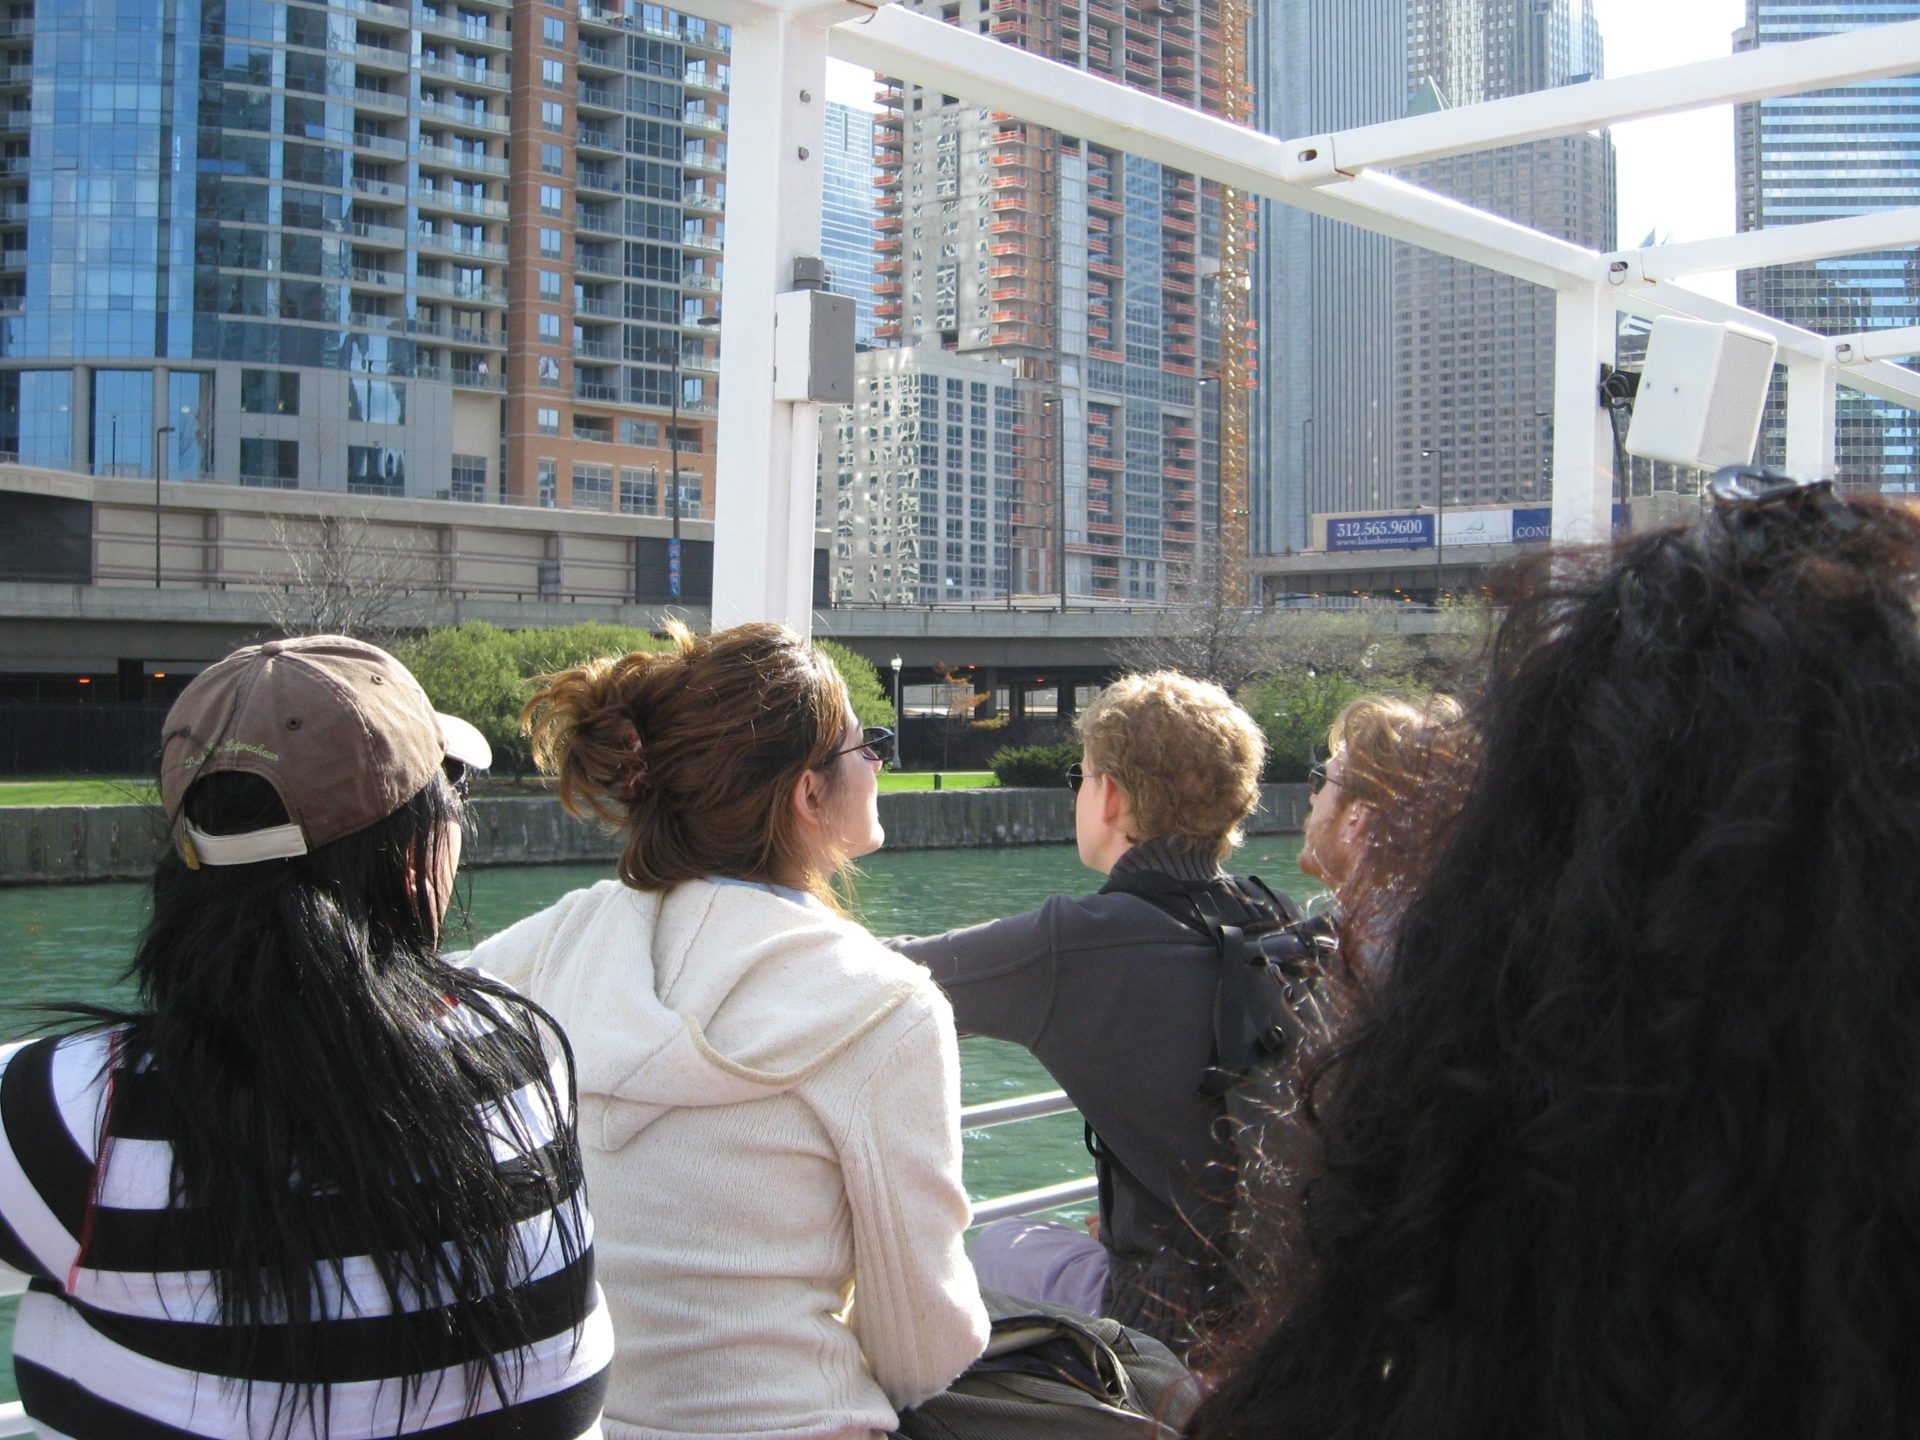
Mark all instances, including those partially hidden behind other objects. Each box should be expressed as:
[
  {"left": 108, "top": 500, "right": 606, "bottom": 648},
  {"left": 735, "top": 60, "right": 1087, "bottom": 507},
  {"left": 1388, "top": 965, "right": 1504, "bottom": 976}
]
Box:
[{"left": 1625, "top": 317, "right": 1777, "bottom": 470}]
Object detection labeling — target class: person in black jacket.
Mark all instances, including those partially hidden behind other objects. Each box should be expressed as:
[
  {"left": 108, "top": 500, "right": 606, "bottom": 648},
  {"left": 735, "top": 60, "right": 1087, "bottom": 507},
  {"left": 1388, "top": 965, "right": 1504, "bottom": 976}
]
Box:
[{"left": 889, "top": 670, "right": 1289, "bottom": 1357}]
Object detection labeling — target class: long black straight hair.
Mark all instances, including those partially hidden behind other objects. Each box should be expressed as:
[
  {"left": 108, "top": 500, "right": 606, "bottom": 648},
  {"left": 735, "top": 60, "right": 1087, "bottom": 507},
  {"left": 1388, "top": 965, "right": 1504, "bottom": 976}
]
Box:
[
  {"left": 1190, "top": 493, "right": 1920, "bottom": 1439},
  {"left": 72, "top": 768, "right": 586, "bottom": 1433}
]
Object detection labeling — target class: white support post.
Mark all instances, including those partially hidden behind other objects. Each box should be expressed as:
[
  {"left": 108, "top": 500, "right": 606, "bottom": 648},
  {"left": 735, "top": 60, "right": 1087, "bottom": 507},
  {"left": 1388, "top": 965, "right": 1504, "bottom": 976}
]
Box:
[
  {"left": 1782, "top": 355, "right": 1838, "bottom": 482},
  {"left": 709, "top": 9, "right": 832, "bottom": 637},
  {"left": 1552, "top": 283, "right": 1616, "bottom": 544}
]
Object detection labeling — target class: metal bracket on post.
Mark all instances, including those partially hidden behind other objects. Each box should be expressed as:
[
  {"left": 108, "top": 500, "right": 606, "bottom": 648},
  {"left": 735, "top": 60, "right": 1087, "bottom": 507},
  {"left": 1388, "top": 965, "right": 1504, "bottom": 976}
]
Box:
[
  {"left": 1276, "top": 135, "right": 1350, "bottom": 188},
  {"left": 1782, "top": 354, "right": 1839, "bottom": 482}
]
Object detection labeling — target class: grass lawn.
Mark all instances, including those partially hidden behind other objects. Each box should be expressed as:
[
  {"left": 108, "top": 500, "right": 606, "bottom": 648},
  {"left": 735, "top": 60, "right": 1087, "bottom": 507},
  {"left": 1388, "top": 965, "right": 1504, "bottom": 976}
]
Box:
[
  {"left": 0, "top": 778, "right": 160, "bottom": 806},
  {"left": 878, "top": 771, "right": 998, "bottom": 792},
  {"left": 0, "top": 773, "right": 1002, "bottom": 804}
]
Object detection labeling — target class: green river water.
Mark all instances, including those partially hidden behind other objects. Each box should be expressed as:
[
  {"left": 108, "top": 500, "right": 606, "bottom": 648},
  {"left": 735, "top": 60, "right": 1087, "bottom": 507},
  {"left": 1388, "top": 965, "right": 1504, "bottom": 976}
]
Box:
[{"left": 0, "top": 835, "right": 1309, "bottom": 1402}]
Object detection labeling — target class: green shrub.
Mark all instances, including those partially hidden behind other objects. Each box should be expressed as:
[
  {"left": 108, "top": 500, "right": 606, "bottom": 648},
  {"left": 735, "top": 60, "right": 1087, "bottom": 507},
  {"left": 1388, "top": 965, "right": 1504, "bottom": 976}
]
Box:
[
  {"left": 989, "top": 743, "right": 1081, "bottom": 789},
  {"left": 815, "top": 639, "right": 895, "bottom": 729},
  {"left": 1238, "top": 669, "right": 1372, "bottom": 784}
]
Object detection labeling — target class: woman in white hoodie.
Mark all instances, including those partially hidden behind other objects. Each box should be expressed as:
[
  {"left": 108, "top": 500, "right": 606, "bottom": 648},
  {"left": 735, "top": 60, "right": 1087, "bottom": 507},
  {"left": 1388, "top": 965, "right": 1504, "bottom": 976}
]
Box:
[{"left": 463, "top": 621, "right": 988, "bottom": 1440}]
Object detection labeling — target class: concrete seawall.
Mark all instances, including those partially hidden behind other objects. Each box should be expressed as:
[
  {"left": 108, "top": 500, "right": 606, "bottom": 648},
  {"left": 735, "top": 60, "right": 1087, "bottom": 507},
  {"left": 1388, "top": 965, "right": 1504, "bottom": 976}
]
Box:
[{"left": 0, "top": 785, "right": 1307, "bottom": 886}]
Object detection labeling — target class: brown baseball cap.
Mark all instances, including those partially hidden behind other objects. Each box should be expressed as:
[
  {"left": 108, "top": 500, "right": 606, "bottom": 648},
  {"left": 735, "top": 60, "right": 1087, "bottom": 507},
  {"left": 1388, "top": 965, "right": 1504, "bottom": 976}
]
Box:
[{"left": 159, "top": 634, "right": 491, "bottom": 867}]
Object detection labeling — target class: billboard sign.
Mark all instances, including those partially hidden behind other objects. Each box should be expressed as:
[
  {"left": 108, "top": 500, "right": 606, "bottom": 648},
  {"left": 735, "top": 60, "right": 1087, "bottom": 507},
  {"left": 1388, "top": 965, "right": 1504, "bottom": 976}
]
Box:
[
  {"left": 1326, "top": 504, "right": 1631, "bottom": 554},
  {"left": 1327, "top": 513, "right": 1434, "bottom": 552}
]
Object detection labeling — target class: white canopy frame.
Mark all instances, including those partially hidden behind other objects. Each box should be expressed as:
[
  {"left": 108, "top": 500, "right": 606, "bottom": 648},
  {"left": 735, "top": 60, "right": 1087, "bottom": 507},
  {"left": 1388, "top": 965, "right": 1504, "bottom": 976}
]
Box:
[{"left": 700, "top": 0, "right": 1920, "bottom": 632}]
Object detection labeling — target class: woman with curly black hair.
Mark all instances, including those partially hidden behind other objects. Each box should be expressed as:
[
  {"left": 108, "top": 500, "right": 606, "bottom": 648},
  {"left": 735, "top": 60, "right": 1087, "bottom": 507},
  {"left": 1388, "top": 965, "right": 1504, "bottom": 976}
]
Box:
[{"left": 1190, "top": 472, "right": 1920, "bottom": 1440}]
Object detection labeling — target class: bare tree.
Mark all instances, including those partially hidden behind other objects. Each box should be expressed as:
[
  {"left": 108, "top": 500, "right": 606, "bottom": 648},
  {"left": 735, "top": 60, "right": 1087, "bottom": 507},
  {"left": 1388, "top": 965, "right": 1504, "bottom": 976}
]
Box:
[
  {"left": 258, "top": 512, "right": 448, "bottom": 641},
  {"left": 1117, "top": 559, "right": 1488, "bottom": 697}
]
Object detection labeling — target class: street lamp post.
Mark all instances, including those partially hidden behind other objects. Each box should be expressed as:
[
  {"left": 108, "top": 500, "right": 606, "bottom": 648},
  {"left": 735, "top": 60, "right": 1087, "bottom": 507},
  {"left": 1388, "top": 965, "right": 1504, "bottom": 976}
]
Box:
[
  {"left": 890, "top": 655, "right": 904, "bottom": 771},
  {"left": 1197, "top": 375, "right": 1220, "bottom": 606},
  {"left": 1055, "top": 410, "right": 1066, "bottom": 615},
  {"left": 667, "top": 349, "right": 683, "bottom": 598},
  {"left": 1300, "top": 414, "right": 1314, "bottom": 552},
  {"left": 1420, "top": 445, "right": 1450, "bottom": 603},
  {"left": 663, "top": 313, "right": 721, "bottom": 601},
  {"left": 152, "top": 424, "right": 176, "bottom": 589}
]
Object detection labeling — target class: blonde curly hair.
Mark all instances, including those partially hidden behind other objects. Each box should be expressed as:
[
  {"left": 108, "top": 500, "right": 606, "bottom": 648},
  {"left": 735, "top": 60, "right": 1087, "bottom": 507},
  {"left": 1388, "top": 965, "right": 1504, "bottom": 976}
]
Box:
[{"left": 1078, "top": 671, "right": 1265, "bottom": 865}]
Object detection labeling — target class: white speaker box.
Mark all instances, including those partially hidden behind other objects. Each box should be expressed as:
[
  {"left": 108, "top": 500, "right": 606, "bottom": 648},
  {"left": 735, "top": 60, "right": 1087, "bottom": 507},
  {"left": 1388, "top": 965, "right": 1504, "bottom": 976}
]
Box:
[{"left": 1625, "top": 317, "right": 1778, "bottom": 470}]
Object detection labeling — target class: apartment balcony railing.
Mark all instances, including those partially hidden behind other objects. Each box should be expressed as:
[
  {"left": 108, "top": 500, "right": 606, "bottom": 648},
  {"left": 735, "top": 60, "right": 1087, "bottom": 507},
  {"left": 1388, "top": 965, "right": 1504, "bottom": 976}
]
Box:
[
  {"left": 416, "top": 188, "right": 508, "bottom": 220},
  {"left": 418, "top": 100, "right": 507, "bottom": 133},
  {"left": 352, "top": 85, "right": 408, "bottom": 113},
  {"left": 415, "top": 226, "right": 507, "bottom": 262},
  {"left": 416, "top": 143, "right": 507, "bottom": 176},
  {"left": 419, "top": 57, "right": 508, "bottom": 90},
  {"left": 413, "top": 273, "right": 506, "bottom": 306}
]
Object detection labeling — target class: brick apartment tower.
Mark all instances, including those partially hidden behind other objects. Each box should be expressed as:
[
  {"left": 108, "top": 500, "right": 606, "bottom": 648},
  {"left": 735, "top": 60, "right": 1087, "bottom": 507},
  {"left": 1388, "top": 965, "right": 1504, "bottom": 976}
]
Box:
[{"left": 869, "top": 0, "right": 1252, "bottom": 603}]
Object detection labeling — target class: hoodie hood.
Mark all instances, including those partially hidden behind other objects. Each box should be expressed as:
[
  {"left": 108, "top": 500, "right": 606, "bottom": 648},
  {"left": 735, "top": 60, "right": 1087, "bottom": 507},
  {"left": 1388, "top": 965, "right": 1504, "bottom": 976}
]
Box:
[{"left": 508, "top": 879, "right": 922, "bottom": 1151}]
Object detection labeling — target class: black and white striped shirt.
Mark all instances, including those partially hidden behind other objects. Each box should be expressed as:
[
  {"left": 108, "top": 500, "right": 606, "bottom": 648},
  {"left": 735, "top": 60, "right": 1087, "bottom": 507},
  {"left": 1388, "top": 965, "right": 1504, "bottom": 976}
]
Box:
[{"left": 0, "top": 1015, "right": 612, "bottom": 1439}]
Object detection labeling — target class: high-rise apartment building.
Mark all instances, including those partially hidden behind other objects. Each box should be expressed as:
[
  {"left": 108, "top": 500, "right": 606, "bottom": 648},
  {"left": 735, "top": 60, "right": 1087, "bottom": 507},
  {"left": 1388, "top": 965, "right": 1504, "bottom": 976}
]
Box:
[
  {"left": 1735, "top": 0, "right": 1920, "bottom": 490},
  {"left": 827, "top": 345, "right": 1021, "bottom": 604},
  {"left": 854, "top": 0, "right": 1247, "bottom": 604},
  {"left": 1250, "top": 0, "right": 1403, "bottom": 553},
  {"left": 0, "top": 0, "right": 729, "bottom": 519},
  {"left": 1392, "top": 0, "right": 1615, "bottom": 514},
  {"left": 822, "top": 101, "right": 880, "bottom": 348}
]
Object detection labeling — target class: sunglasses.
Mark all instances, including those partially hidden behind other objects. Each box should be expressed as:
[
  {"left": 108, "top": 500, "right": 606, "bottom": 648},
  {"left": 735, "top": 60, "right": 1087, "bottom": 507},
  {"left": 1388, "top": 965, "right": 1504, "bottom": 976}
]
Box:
[
  {"left": 1307, "top": 761, "right": 1342, "bottom": 797},
  {"left": 1066, "top": 762, "right": 1087, "bottom": 793},
  {"left": 823, "top": 725, "right": 897, "bottom": 767}
]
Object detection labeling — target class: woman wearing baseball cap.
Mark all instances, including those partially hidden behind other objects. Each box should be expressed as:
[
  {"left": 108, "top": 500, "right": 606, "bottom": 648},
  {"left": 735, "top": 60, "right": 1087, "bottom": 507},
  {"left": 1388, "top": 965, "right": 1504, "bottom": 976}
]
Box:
[
  {"left": 463, "top": 621, "right": 988, "bottom": 1439},
  {"left": 0, "top": 635, "right": 611, "bottom": 1437}
]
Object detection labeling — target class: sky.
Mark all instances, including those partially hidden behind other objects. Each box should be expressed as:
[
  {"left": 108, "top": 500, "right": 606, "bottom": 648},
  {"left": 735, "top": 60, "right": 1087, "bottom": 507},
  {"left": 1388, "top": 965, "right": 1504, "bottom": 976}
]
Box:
[{"left": 825, "top": 0, "right": 1750, "bottom": 297}]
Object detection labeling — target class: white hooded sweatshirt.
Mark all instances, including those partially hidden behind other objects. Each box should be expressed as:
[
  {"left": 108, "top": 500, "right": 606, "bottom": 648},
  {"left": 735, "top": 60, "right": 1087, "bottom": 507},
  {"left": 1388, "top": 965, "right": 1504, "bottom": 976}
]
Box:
[{"left": 463, "top": 878, "right": 988, "bottom": 1440}]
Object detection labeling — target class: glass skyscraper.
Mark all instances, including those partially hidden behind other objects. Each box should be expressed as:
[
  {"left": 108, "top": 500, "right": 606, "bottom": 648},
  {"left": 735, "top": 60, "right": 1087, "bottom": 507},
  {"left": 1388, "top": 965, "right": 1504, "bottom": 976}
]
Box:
[
  {"left": 1392, "top": 0, "right": 1615, "bottom": 517},
  {"left": 1736, "top": 0, "right": 1920, "bottom": 490},
  {"left": 0, "top": 0, "right": 731, "bottom": 513},
  {"left": 821, "top": 101, "right": 879, "bottom": 348}
]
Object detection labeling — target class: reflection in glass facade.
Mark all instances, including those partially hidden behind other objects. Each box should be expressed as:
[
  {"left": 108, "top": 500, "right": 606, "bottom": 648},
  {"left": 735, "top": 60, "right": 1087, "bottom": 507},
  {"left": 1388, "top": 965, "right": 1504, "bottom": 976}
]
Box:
[
  {"left": 91, "top": 370, "right": 154, "bottom": 476},
  {"left": 0, "top": 370, "right": 75, "bottom": 468},
  {"left": 1737, "top": 0, "right": 1920, "bottom": 490}
]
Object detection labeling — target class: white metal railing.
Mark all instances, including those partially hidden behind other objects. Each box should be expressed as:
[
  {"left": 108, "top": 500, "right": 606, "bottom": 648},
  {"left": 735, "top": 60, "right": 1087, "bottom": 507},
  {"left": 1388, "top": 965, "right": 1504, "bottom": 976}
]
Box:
[
  {"left": 959, "top": 1087, "right": 1097, "bottom": 1227},
  {"left": 0, "top": 1092, "right": 1084, "bottom": 1423}
]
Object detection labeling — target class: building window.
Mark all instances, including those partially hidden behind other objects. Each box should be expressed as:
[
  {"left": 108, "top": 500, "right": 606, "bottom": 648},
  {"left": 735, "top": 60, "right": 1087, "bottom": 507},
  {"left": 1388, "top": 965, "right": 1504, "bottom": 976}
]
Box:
[
  {"left": 541, "top": 143, "right": 564, "bottom": 176},
  {"left": 536, "top": 407, "right": 561, "bottom": 435},
  {"left": 620, "top": 466, "right": 657, "bottom": 514},
  {"left": 239, "top": 437, "right": 298, "bottom": 487},
  {"left": 540, "top": 184, "right": 563, "bottom": 216},
  {"left": 346, "top": 377, "right": 406, "bottom": 425},
  {"left": 543, "top": 14, "right": 565, "bottom": 44},
  {"left": 537, "top": 458, "right": 558, "bottom": 507},
  {"left": 539, "top": 270, "right": 562, "bottom": 301},
  {"left": 573, "top": 462, "right": 613, "bottom": 510},
  {"left": 622, "top": 418, "right": 661, "bottom": 447},
  {"left": 450, "top": 454, "right": 487, "bottom": 502},
  {"left": 541, "top": 100, "right": 564, "bottom": 132},
  {"left": 539, "top": 227, "right": 562, "bottom": 260},
  {"left": 347, "top": 445, "right": 406, "bottom": 497},
  {"left": 542, "top": 58, "right": 565, "bottom": 89},
  {"left": 538, "top": 312, "right": 561, "bottom": 342},
  {"left": 537, "top": 355, "right": 562, "bottom": 386},
  {"left": 240, "top": 369, "right": 299, "bottom": 416}
]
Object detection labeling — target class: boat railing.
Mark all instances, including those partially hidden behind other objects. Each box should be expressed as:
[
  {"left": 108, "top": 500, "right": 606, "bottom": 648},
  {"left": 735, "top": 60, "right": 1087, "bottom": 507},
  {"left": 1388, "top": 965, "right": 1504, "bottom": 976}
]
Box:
[
  {"left": 960, "top": 1086, "right": 1098, "bottom": 1225},
  {"left": 0, "top": 1088, "right": 1089, "bottom": 1427}
]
